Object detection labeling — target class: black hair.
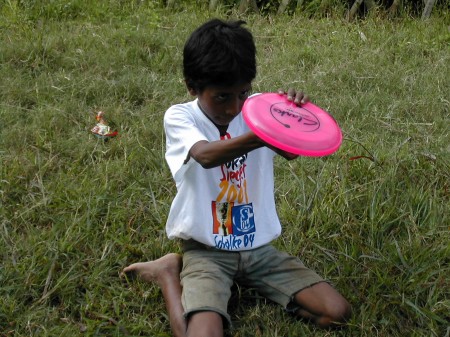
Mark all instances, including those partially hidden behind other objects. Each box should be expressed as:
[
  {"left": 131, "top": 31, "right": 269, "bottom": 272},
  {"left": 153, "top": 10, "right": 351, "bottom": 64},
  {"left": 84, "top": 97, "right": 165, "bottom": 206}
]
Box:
[{"left": 183, "top": 19, "right": 257, "bottom": 92}]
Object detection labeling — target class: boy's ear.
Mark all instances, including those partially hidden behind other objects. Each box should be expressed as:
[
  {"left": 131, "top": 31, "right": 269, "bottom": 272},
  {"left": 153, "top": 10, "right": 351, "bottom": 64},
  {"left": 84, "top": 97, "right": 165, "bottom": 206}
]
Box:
[
  {"left": 187, "top": 87, "right": 197, "bottom": 96},
  {"left": 185, "top": 79, "right": 197, "bottom": 96}
]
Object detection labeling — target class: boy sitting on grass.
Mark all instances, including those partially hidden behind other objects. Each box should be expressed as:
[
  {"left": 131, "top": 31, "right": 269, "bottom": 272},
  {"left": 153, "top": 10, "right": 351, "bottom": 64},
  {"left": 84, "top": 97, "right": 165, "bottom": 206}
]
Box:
[{"left": 123, "top": 19, "right": 351, "bottom": 337}]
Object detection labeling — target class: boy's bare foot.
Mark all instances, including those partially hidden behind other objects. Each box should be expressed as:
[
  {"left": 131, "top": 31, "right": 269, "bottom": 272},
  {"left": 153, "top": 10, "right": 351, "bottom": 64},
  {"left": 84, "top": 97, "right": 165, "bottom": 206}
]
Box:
[
  {"left": 123, "top": 253, "right": 186, "bottom": 337},
  {"left": 122, "top": 253, "right": 182, "bottom": 286}
]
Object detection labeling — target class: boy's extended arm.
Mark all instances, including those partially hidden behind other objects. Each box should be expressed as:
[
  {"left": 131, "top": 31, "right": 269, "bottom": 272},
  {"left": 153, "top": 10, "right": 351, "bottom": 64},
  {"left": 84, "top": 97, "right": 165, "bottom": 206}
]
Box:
[
  {"left": 188, "top": 131, "right": 298, "bottom": 168},
  {"left": 188, "top": 131, "right": 264, "bottom": 168}
]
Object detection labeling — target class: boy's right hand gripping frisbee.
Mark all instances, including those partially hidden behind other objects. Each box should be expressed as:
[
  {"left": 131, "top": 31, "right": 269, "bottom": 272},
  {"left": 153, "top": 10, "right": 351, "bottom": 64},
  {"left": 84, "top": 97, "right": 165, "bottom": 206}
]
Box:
[{"left": 242, "top": 93, "right": 343, "bottom": 157}]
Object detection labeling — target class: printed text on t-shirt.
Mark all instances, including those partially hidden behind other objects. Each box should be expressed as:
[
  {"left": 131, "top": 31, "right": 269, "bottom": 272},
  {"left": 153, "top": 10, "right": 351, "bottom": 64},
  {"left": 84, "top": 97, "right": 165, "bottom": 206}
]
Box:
[{"left": 217, "top": 153, "right": 249, "bottom": 203}]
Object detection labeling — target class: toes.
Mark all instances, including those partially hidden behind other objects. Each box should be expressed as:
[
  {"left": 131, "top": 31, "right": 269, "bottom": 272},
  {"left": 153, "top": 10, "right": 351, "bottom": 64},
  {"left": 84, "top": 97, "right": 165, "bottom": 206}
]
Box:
[{"left": 120, "top": 265, "right": 138, "bottom": 280}]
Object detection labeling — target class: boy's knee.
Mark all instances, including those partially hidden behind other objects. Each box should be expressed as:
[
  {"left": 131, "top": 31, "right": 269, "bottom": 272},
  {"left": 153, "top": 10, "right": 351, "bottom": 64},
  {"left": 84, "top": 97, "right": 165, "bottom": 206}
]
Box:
[{"left": 326, "top": 299, "right": 352, "bottom": 324}]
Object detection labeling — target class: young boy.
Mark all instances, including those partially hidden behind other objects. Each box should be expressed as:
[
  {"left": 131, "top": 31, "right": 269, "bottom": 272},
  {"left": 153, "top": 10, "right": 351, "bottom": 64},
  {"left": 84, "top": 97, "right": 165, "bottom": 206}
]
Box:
[{"left": 123, "top": 19, "right": 351, "bottom": 337}]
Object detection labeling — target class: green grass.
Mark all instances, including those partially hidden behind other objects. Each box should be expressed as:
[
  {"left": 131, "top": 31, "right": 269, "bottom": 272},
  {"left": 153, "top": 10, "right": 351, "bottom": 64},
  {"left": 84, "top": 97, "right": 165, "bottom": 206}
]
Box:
[{"left": 1, "top": 3, "right": 449, "bottom": 337}]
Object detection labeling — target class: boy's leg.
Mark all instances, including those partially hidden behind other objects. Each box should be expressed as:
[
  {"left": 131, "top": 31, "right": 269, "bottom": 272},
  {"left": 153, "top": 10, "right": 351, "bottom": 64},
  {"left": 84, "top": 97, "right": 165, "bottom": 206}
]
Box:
[
  {"left": 293, "top": 281, "right": 351, "bottom": 328},
  {"left": 122, "top": 254, "right": 186, "bottom": 337},
  {"left": 186, "top": 311, "right": 224, "bottom": 337},
  {"left": 180, "top": 241, "right": 237, "bottom": 336},
  {"left": 240, "top": 245, "right": 351, "bottom": 329}
]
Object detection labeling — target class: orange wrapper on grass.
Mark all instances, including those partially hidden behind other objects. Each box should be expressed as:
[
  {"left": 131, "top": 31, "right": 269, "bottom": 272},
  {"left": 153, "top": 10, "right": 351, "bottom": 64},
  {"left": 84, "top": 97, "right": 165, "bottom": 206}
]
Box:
[{"left": 91, "top": 111, "right": 118, "bottom": 139}]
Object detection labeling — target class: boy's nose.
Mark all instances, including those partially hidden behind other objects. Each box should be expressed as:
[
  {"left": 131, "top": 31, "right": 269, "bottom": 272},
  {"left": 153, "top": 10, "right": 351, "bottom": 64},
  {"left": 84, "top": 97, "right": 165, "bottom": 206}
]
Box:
[{"left": 226, "top": 98, "right": 242, "bottom": 117}]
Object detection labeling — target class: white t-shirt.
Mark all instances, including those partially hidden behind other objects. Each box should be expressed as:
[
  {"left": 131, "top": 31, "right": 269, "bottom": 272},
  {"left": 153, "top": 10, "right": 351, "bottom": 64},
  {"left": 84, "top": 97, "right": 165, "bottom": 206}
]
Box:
[{"left": 164, "top": 98, "right": 282, "bottom": 251}]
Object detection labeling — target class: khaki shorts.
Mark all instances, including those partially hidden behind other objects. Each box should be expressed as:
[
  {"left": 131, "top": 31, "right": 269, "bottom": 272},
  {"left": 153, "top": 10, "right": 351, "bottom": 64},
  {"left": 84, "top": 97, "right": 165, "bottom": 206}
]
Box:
[{"left": 180, "top": 240, "right": 325, "bottom": 325}]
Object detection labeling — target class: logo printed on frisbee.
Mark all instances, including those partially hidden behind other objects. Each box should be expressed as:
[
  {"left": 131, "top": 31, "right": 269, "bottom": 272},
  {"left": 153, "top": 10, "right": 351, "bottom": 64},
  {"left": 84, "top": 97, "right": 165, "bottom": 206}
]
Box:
[
  {"left": 242, "top": 93, "right": 343, "bottom": 157},
  {"left": 270, "top": 103, "right": 320, "bottom": 131}
]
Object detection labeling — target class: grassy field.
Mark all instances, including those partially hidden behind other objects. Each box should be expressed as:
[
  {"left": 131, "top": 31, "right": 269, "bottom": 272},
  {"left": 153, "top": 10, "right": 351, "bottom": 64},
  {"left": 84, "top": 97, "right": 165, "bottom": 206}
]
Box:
[{"left": 1, "top": 2, "right": 449, "bottom": 336}]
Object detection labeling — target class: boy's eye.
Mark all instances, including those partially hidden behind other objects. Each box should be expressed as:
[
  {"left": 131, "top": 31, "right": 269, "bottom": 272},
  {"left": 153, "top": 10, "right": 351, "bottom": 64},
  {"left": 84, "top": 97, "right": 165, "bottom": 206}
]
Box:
[
  {"left": 239, "top": 90, "right": 250, "bottom": 100},
  {"left": 214, "top": 89, "right": 251, "bottom": 102},
  {"left": 215, "top": 94, "right": 229, "bottom": 102}
]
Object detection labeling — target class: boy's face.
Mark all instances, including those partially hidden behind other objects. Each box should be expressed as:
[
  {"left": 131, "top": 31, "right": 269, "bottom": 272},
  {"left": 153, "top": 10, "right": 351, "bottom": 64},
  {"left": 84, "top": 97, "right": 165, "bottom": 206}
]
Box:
[{"left": 190, "top": 82, "right": 252, "bottom": 126}]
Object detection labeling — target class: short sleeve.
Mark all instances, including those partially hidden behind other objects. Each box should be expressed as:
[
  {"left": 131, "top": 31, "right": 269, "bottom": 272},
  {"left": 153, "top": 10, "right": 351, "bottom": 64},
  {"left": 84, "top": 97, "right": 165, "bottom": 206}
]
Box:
[{"left": 164, "top": 103, "right": 208, "bottom": 179}]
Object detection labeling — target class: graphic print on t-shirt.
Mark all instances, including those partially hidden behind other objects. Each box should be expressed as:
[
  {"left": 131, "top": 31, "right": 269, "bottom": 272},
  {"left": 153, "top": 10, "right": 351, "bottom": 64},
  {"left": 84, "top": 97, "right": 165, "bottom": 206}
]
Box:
[
  {"left": 212, "top": 202, "right": 255, "bottom": 237},
  {"left": 212, "top": 133, "right": 256, "bottom": 250},
  {"left": 232, "top": 203, "right": 255, "bottom": 236},
  {"left": 212, "top": 201, "right": 234, "bottom": 235}
]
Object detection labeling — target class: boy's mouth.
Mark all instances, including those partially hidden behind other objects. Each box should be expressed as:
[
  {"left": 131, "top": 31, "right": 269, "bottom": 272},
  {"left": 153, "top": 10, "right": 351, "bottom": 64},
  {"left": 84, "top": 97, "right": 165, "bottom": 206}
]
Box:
[{"left": 215, "top": 114, "right": 238, "bottom": 126}]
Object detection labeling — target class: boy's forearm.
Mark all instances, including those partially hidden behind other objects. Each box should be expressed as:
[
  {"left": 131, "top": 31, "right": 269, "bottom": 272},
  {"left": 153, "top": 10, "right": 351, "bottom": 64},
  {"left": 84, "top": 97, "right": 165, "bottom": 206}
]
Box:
[{"left": 189, "top": 131, "right": 264, "bottom": 168}]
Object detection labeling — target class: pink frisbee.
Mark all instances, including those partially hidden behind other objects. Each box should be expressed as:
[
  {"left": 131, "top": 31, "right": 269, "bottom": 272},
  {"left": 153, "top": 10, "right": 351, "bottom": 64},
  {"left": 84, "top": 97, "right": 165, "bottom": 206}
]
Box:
[{"left": 242, "top": 93, "right": 342, "bottom": 157}]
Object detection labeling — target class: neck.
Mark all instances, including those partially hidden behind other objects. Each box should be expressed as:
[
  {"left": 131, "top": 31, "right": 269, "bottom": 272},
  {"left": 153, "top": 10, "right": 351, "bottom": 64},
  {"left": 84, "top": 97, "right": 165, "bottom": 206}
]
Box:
[{"left": 197, "top": 101, "right": 229, "bottom": 136}]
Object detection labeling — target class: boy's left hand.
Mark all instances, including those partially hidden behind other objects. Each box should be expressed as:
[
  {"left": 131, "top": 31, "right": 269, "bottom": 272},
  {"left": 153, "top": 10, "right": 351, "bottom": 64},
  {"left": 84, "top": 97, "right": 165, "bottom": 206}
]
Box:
[
  {"left": 271, "top": 88, "right": 309, "bottom": 160},
  {"left": 278, "top": 88, "right": 309, "bottom": 105}
]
